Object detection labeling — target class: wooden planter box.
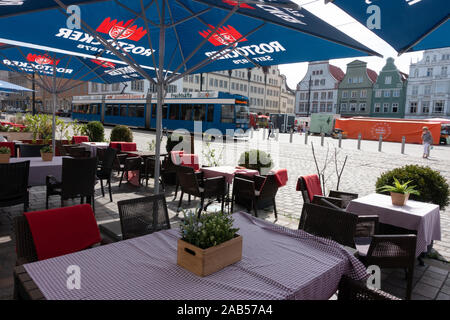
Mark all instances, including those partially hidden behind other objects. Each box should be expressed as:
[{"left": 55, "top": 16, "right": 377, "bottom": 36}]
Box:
[
  {"left": 41, "top": 152, "right": 53, "bottom": 162},
  {"left": 0, "top": 153, "right": 10, "bottom": 163},
  {"left": 2, "top": 132, "right": 34, "bottom": 141},
  {"left": 177, "top": 235, "right": 242, "bottom": 277},
  {"left": 390, "top": 192, "right": 409, "bottom": 206}
]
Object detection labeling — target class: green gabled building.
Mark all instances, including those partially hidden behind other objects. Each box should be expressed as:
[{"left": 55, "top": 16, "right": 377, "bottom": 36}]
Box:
[{"left": 371, "top": 57, "right": 408, "bottom": 118}]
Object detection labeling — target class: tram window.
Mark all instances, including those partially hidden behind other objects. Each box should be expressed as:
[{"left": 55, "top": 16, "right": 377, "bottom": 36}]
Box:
[
  {"left": 137, "top": 105, "right": 145, "bottom": 118},
  {"left": 128, "top": 104, "right": 137, "bottom": 117},
  {"left": 120, "top": 104, "right": 127, "bottom": 117},
  {"left": 91, "top": 104, "right": 99, "bottom": 114},
  {"left": 105, "top": 104, "right": 113, "bottom": 116},
  {"left": 112, "top": 104, "right": 119, "bottom": 116},
  {"left": 181, "top": 104, "right": 193, "bottom": 121},
  {"left": 162, "top": 104, "right": 168, "bottom": 119},
  {"left": 193, "top": 105, "right": 206, "bottom": 121},
  {"left": 169, "top": 104, "right": 180, "bottom": 120},
  {"left": 151, "top": 104, "right": 156, "bottom": 118},
  {"left": 206, "top": 104, "right": 214, "bottom": 122},
  {"left": 221, "top": 104, "right": 234, "bottom": 123}
]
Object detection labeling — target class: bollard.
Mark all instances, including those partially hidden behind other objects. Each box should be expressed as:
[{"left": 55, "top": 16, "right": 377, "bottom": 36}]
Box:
[
  {"left": 290, "top": 130, "right": 293, "bottom": 143},
  {"left": 263, "top": 127, "right": 266, "bottom": 140},
  {"left": 338, "top": 133, "right": 342, "bottom": 148},
  {"left": 401, "top": 136, "right": 406, "bottom": 154},
  {"left": 305, "top": 130, "right": 308, "bottom": 145},
  {"left": 276, "top": 129, "right": 280, "bottom": 141},
  {"left": 378, "top": 134, "right": 383, "bottom": 152},
  {"left": 321, "top": 132, "right": 325, "bottom": 146},
  {"left": 357, "top": 133, "right": 362, "bottom": 150},
  {"left": 250, "top": 127, "right": 254, "bottom": 139}
]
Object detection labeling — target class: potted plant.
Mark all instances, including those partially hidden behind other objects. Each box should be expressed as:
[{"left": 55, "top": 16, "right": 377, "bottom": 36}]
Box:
[
  {"left": 40, "top": 145, "right": 53, "bottom": 162},
  {"left": 238, "top": 149, "right": 273, "bottom": 175},
  {"left": 377, "top": 178, "right": 420, "bottom": 206},
  {"left": 177, "top": 211, "right": 242, "bottom": 277},
  {"left": 0, "top": 147, "right": 11, "bottom": 163}
]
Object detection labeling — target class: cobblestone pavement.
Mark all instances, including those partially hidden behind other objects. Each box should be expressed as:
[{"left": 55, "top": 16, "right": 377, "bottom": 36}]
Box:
[{"left": 1, "top": 126, "right": 449, "bottom": 300}]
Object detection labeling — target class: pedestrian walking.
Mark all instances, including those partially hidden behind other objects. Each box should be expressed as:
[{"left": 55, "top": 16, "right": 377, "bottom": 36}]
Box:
[
  {"left": 268, "top": 121, "right": 274, "bottom": 139},
  {"left": 421, "top": 126, "right": 433, "bottom": 159}
]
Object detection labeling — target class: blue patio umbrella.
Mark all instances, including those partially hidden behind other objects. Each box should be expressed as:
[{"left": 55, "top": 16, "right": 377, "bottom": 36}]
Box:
[
  {"left": 327, "top": 0, "right": 450, "bottom": 54},
  {"left": 0, "top": 0, "right": 383, "bottom": 192},
  {"left": 0, "top": 79, "right": 33, "bottom": 92}
]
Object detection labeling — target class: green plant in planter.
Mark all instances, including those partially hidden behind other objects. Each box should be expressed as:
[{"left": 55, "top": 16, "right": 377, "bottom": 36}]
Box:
[
  {"left": 148, "top": 139, "right": 156, "bottom": 151},
  {"left": 86, "top": 121, "right": 105, "bottom": 142},
  {"left": 40, "top": 145, "right": 53, "bottom": 154},
  {"left": 0, "top": 125, "right": 8, "bottom": 132},
  {"left": 202, "top": 134, "right": 223, "bottom": 167},
  {"left": 180, "top": 211, "right": 239, "bottom": 250},
  {"left": 0, "top": 147, "right": 10, "bottom": 154},
  {"left": 376, "top": 165, "right": 450, "bottom": 209},
  {"left": 238, "top": 149, "right": 273, "bottom": 174},
  {"left": 377, "top": 178, "right": 420, "bottom": 196},
  {"left": 71, "top": 120, "right": 88, "bottom": 138},
  {"left": 110, "top": 125, "right": 133, "bottom": 142},
  {"left": 166, "top": 133, "right": 183, "bottom": 153}
]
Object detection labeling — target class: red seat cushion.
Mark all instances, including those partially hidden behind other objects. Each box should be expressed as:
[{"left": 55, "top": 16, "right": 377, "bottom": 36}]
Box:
[
  {"left": 181, "top": 154, "right": 200, "bottom": 171},
  {"left": 0, "top": 142, "right": 15, "bottom": 157},
  {"left": 24, "top": 204, "right": 101, "bottom": 261},
  {"left": 301, "top": 174, "right": 323, "bottom": 202},
  {"left": 72, "top": 136, "right": 89, "bottom": 144},
  {"left": 109, "top": 142, "right": 122, "bottom": 150},
  {"left": 271, "top": 169, "right": 288, "bottom": 187},
  {"left": 120, "top": 142, "right": 137, "bottom": 152}
]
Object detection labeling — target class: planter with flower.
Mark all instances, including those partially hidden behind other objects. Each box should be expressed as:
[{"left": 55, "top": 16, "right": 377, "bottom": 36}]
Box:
[
  {"left": 0, "top": 147, "right": 11, "bottom": 163},
  {"left": 377, "top": 178, "right": 420, "bottom": 206},
  {"left": 177, "top": 211, "right": 242, "bottom": 277},
  {"left": 40, "top": 145, "right": 53, "bottom": 162}
]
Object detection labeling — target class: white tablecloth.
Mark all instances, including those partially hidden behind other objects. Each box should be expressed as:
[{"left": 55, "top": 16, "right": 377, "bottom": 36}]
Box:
[
  {"left": 81, "top": 142, "right": 109, "bottom": 157},
  {"left": 10, "top": 157, "right": 65, "bottom": 186},
  {"left": 201, "top": 166, "right": 259, "bottom": 184},
  {"left": 346, "top": 193, "right": 441, "bottom": 257}
]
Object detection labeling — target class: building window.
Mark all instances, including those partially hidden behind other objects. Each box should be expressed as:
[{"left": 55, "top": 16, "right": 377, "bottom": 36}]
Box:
[
  {"left": 414, "top": 69, "right": 419, "bottom": 77},
  {"left": 385, "top": 76, "right": 392, "bottom": 84},
  {"left": 350, "top": 103, "right": 357, "bottom": 111},
  {"left": 375, "top": 90, "right": 382, "bottom": 98},
  {"left": 374, "top": 103, "right": 381, "bottom": 113},
  {"left": 441, "top": 66, "right": 448, "bottom": 76},
  {"left": 312, "top": 103, "right": 318, "bottom": 113},
  {"left": 393, "top": 89, "right": 400, "bottom": 97},
  {"left": 409, "top": 102, "right": 417, "bottom": 113},
  {"left": 422, "top": 101, "right": 430, "bottom": 114},
  {"left": 411, "top": 86, "right": 418, "bottom": 95},
  {"left": 320, "top": 103, "right": 326, "bottom": 112},
  {"left": 392, "top": 103, "right": 399, "bottom": 113},
  {"left": 340, "top": 103, "right": 347, "bottom": 111},
  {"left": 424, "top": 85, "right": 431, "bottom": 95},
  {"left": 342, "top": 91, "right": 348, "bottom": 98},
  {"left": 426, "top": 68, "right": 433, "bottom": 77},
  {"left": 351, "top": 91, "right": 358, "bottom": 98},
  {"left": 300, "top": 92, "right": 306, "bottom": 100},
  {"left": 209, "top": 78, "right": 214, "bottom": 87},
  {"left": 321, "top": 92, "right": 327, "bottom": 100},
  {"left": 320, "top": 79, "right": 325, "bottom": 85},
  {"left": 326, "top": 103, "right": 332, "bottom": 112},
  {"left": 433, "top": 101, "right": 444, "bottom": 113},
  {"left": 359, "top": 103, "right": 366, "bottom": 112},
  {"left": 91, "top": 83, "right": 98, "bottom": 93},
  {"left": 383, "top": 103, "right": 390, "bottom": 113},
  {"left": 313, "top": 92, "right": 318, "bottom": 100},
  {"left": 314, "top": 79, "right": 319, "bottom": 86},
  {"left": 327, "top": 91, "right": 333, "bottom": 99},
  {"left": 360, "top": 90, "right": 367, "bottom": 98},
  {"left": 383, "top": 90, "right": 390, "bottom": 97},
  {"left": 348, "top": 78, "right": 352, "bottom": 84}
]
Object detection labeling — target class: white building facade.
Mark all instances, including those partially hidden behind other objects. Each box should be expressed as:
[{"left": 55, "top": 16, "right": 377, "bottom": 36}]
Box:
[
  {"left": 182, "top": 65, "right": 295, "bottom": 114},
  {"left": 405, "top": 47, "right": 450, "bottom": 119},
  {"left": 295, "top": 61, "right": 344, "bottom": 116}
]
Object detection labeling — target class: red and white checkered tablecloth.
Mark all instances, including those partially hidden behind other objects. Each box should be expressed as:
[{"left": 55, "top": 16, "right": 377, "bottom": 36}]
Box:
[{"left": 24, "top": 212, "right": 368, "bottom": 300}]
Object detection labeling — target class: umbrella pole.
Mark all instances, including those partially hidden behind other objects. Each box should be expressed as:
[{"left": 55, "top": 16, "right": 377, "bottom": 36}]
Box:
[{"left": 52, "top": 61, "right": 56, "bottom": 153}]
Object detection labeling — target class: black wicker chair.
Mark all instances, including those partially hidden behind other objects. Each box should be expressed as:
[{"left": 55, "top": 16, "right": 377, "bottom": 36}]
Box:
[
  {"left": 46, "top": 157, "right": 97, "bottom": 211},
  {"left": 299, "top": 202, "right": 358, "bottom": 249},
  {"left": 0, "top": 161, "right": 30, "bottom": 212},
  {"left": 356, "top": 235, "right": 417, "bottom": 300},
  {"left": 176, "top": 165, "right": 226, "bottom": 217},
  {"left": 18, "top": 144, "right": 47, "bottom": 157},
  {"left": 118, "top": 194, "right": 171, "bottom": 240},
  {"left": 337, "top": 276, "right": 401, "bottom": 300},
  {"left": 140, "top": 156, "right": 165, "bottom": 190},
  {"left": 97, "top": 147, "right": 118, "bottom": 202},
  {"left": 66, "top": 146, "right": 90, "bottom": 158},
  {"left": 231, "top": 174, "right": 280, "bottom": 219},
  {"left": 297, "top": 175, "right": 358, "bottom": 209},
  {"left": 118, "top": 156, "right": 142, "bottom": 187}
]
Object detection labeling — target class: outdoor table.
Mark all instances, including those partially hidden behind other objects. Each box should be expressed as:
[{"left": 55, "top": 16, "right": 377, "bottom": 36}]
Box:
[
  {"left": 15, "top": 212, "right": 367, "bottom": 300},
  {"left": 10, "top": 156, "right": 65, "bottom": 187},
  {"left": 122, "top": 150, "right": 168, "bottom": 158},
  {"left": 201, "top": 166, "right": 259, "bottom": 184},
  {"left": 80, "top": 142, "right": 109, "bottom": 157},
  {"left": 346, "top": 193, "right": 441, "bottom": 257}
]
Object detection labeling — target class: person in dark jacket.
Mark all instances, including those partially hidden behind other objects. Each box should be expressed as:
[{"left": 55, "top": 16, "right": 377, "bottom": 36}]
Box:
[
  {"left": 268, "top": 121, "right": 274, "bottom": 139},
  {"left": 422, "top": 126, "right": 433, "bottom": 159}
]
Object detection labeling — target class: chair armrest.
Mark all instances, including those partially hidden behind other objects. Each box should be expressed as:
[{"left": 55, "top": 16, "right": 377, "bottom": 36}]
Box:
[
  {"left": 356, "top": 215, "right": 379, "bottom": 237},
  {"left": 203, "top": 176, "right": 226, "bottom": 196},
  {"left": 232, "top": 177, "right": 256, "bottom": 199},
  {"left": 312, "top": 195, "right": 344, "bottom": 209},
  {"left": 367, "top": 234, "right": 417, "bottom": 260}
]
